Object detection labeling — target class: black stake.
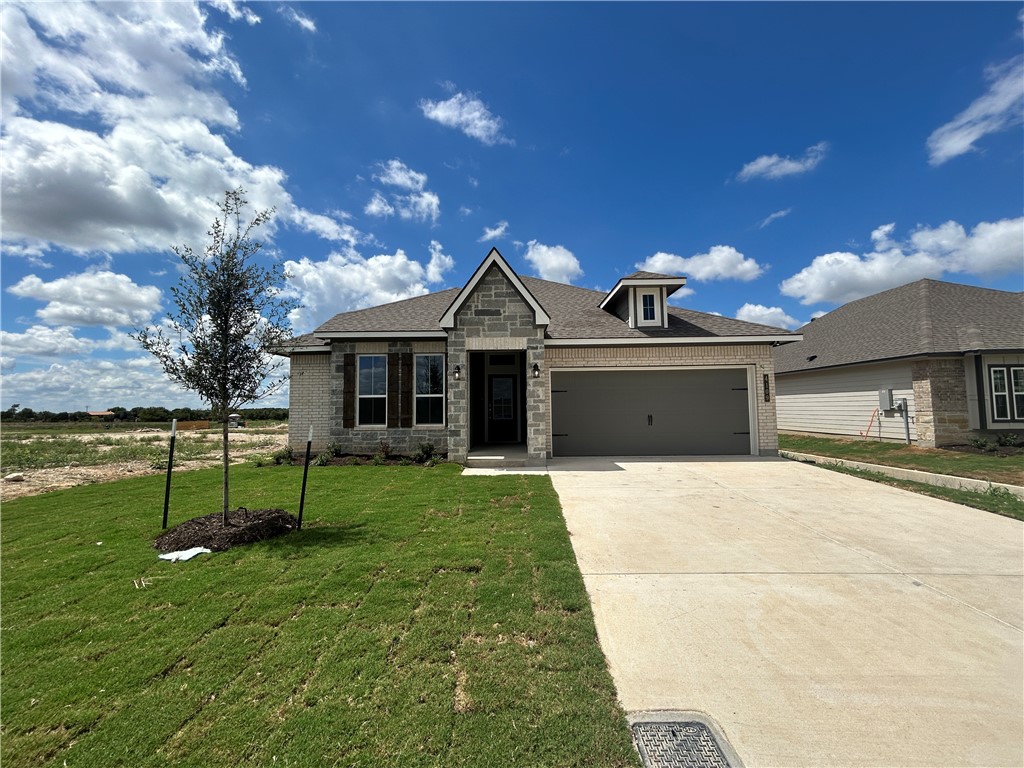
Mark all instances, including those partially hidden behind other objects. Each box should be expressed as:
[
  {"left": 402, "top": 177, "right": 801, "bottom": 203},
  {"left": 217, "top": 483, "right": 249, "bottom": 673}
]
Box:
[
  {"left": 297, "top": 425, "right": 312, "bottom": 530},
  {"left": 162, "top": 419, "right": 177, "bottom": 529}
]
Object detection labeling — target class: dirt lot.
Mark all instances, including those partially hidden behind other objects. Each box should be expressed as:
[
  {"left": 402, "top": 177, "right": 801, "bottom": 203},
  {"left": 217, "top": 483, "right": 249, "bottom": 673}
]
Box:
[{"left": 1, "top": 426, "right": 289, "bottom": 502}]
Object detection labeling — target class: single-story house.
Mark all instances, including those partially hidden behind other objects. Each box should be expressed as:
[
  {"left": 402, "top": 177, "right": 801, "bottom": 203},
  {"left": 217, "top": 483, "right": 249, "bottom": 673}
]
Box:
[
  {"left": 279, "top": 248, "right": 799, "bottom": 464},
  {"left": 773, "top": 278, "right": 1024, "bottom": 447}
]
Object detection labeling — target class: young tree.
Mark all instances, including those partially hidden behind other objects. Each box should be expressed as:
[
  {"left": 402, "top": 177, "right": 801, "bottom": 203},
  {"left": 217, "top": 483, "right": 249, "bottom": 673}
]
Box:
[{"left": 135, "top": 188, "right": 297, "bottom": 523}]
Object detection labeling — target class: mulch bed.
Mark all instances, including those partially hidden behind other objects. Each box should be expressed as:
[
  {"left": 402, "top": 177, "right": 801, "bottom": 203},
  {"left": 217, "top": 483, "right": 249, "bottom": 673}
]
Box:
[
  {"left": 941, "top": 444, "right": 1023, "bottom": 457},
  {"left": 154, "top": 507, "right": 298, "bottom": 553}
]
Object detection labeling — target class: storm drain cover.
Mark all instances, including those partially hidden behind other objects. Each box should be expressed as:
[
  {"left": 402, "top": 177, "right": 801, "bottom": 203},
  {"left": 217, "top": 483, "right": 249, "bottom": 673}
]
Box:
[{"left": 631, "top": 721, "right": 734, "bottom": 768}]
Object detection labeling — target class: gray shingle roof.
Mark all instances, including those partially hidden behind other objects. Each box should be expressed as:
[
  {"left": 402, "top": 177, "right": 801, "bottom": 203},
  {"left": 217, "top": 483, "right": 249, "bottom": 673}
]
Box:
[
  {"left": 774, "top": 279, "right": 1024, "bottom": 374},
  {"left": 309, "top": 276, "right": 795, "bottom": 341}
]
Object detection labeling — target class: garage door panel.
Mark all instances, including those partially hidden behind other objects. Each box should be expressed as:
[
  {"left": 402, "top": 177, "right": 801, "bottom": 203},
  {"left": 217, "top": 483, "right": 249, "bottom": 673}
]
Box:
[{"left": 552, "top": 369, "right": 751, "bottom": 456}]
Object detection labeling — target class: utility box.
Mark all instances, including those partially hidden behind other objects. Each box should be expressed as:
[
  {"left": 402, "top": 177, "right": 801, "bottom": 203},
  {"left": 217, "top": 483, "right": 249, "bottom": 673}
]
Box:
[{"left": 878, "top": 388, "right": 894, "bottom": 410}]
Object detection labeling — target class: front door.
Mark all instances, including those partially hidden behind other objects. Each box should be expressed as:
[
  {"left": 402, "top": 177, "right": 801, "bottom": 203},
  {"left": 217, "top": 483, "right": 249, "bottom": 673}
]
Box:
[{"left": 487, "top": 374, "right": 518, "bottom": 443}]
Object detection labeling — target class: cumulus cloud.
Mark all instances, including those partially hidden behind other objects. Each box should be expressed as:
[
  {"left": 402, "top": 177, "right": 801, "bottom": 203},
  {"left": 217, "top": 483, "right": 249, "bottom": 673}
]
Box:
[
  {"left": 367, "top": 159, "right": 440, "bottom": 225},
  {"left": 0, "top": 2, "right": 351, "bottom": 257},
  {"left": 638, "top": 246, "right": 764, "bottom": 282},
  {"left": 283, "top": 242, "right": 455, "bottom": 333},
  {"left": 479, "top": 221, "right": 509, "bottom": 242},
  {"left": 927, "top": 55, "right": 1024, "bottom": 166},
  {"left": 738, "top": 142, "right": 828, "bottom": 182},
  {"left": 0, "top": 325, "right": 95, "bottom": 358},
  {"left": 780, "top": 217, "right": 1024, "bottom": 305},
  {"left": 524, "top": 241, "right": 583, "bottom": 284},
  {"left": 7, "top": 270, "right": 162, "bottom": 327},
  {"left": 735, "top": 304, "right": 801, "bottom": 330},
  {"left": 760, "top": 208, "right": 792, "bottom": 228},
  {"left": 419, "top": 90, "right": 514, "bottom": 146}
]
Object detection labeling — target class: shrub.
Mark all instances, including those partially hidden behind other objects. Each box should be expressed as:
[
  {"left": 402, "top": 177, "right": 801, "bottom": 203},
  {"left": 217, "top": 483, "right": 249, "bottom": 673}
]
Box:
[
  {"left": 251, "top": 455, "right": 266, "bottom": 468},
  {"left": 996, "top": 433, "right": 1020, "bottom": 447},
  {"left": 327, "top": 441, "right": 345, "bottom": 458},
  {"left": 271, "top": 445, "right": 293, "bottom": 465},
  {"left": 969, "top": 437, "right": 992, "bottom": 451},
  {"left": 399, "top": 457, "right": 413, "bottom": 466},
  {"left": 415, "top": 442, "right": 435, "bottom": 463},
  {"left": 371, "top": 454, "right": 385, "bottom": 466},
  {"left": 313, "top": 453, "right": 330, "bottom": 467},
  {"left": 376, "top": 439, "right": 392, "bottom": 460}
]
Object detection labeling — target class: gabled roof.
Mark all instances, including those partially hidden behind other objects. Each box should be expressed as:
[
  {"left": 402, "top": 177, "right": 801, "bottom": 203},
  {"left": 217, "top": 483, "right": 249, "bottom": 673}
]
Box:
[
  {"left": 774, "top": 279, "right": 1024, "bottom": 374},
  {"left": 599, "top": 270, "right": 688, "bottom": 311},
  {"left": 314, "top": 289, "right": 458, "bottom": 338},
  {"left": 439, "top": 248, "right": 550, "bottom": 329}
]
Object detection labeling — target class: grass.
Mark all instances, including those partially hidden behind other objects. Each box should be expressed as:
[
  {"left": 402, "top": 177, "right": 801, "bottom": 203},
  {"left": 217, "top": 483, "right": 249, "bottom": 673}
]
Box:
[
  {"left": 779, "top": 434, "right": 1023, "bottom": 486},
  {"left": 0, "top": 464, "right": 639, "bottom": 768}
]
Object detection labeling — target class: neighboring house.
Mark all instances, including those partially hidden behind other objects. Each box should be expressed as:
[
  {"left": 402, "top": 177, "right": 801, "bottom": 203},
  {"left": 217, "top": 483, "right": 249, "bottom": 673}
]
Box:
[
  {"left": 774, "top": 279, "right": 1024, "bottom": 447},
  {"left": 278, "top": 248, "right": 799, "bottom": 464}
]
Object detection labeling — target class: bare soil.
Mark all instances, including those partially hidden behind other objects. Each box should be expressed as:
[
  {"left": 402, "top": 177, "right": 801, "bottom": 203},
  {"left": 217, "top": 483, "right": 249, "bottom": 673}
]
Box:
[
  {"left": 941, "top": 444, "right": 1023, "bottom": 458},
  {"left": 1, "top": 426, "right": 288, "bottom": 502},
  {"left": 154, "top": 507, "right": 299, "bottom": 552}
]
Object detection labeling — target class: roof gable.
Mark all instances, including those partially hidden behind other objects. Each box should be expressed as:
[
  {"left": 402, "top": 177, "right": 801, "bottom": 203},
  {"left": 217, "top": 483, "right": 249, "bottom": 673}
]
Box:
[
  {"left": 598, "top": 271, "right": 688, "bottom": 311},
  {"left": 438, "top": 248, "right": 550, "bottom": 329}
]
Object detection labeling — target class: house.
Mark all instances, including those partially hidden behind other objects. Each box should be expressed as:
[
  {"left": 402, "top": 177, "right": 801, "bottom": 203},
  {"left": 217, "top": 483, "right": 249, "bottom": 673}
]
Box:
[
  {"left": 773, "top": 279, "right": 1024, "bottom": 447},
  {"left": 278, "top": 248, "right": 799, "bottom": 464}
]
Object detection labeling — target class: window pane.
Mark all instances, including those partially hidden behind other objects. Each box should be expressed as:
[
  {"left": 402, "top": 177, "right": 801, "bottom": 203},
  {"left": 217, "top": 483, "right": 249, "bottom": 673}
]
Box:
[
  {"left": 359, "top": 397, "right": 386, "bottom": 425},
  {"left": 416, "top": 396, "right": 444, "bottom": 425},
  {"left": 416, "top": 355, "right": 444, "bottom": 395},
  {"left": 1013, "top": 368, "right": 1024, "bottom": 421},
  {"left": 359, "top": 356, "right": 386, "bottom": 396}
]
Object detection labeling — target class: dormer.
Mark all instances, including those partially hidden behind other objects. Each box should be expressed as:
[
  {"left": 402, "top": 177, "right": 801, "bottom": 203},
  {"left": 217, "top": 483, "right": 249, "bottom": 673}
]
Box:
[{"left": 599, "top": 271, "right": 687, "bottom": 329}]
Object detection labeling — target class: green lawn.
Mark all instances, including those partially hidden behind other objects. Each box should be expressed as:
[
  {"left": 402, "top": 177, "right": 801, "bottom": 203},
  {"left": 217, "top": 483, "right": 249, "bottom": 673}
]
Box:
[
  {"left": 779, "top": 434, "right": 1023, "bottom": 486},
  {"left": 1, "top": 464, "right": 639, "bottom": 768}
]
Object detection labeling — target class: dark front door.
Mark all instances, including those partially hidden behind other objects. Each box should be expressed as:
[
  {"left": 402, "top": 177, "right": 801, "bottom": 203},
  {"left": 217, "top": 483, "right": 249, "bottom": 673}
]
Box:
[{"left": 487, "top": 374, "right": 518, "bottom": 443}]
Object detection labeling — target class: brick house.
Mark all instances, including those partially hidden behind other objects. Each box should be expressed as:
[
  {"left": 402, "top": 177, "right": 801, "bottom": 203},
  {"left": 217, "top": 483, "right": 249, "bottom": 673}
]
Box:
[
  {"left": 773, "top": 279, "right": 1024, "bottom": 447},
  {"left": 279, "top": 249, "right": 799, "bottom": 464}
]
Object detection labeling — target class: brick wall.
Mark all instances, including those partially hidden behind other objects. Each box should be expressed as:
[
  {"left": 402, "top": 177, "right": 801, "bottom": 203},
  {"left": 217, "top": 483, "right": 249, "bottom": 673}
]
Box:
[
  {"left": 287, "top": 353, "right": 332, "bottom": 452},
  {"left": 545, "top": 343, "right": 779, "bottom": 456},
  {"left": 912, "top": 357, "right": 970, "bottom": 447}
]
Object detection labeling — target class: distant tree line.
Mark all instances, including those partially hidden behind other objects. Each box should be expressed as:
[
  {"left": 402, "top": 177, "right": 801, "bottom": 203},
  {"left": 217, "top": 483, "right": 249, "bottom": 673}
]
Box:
[{"left": 1, "top": 405, "right": 288, "bottom": 423}]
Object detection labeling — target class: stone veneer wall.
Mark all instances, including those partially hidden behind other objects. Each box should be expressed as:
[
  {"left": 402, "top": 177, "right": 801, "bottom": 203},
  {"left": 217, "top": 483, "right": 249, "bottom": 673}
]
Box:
[
  {"left": 545, "top": 343, "right": 780, "bottom": 456},
  {"left": 287, "top": 352, "right": 333, "bottom": 453},
  {"left": 447, "top": 266, "right": 547, "bottom": 463},
  {"left": 912, "top": 357, "right": 970, "bottom": 447},
  {"left": 309, "top": 339, "right": 449, "bottom": 457}
]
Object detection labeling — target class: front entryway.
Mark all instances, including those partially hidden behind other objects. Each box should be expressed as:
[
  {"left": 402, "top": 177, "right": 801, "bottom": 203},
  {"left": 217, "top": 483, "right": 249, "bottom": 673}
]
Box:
[{"left": 469, "top": 351, "right": 526, "bottom": 448}]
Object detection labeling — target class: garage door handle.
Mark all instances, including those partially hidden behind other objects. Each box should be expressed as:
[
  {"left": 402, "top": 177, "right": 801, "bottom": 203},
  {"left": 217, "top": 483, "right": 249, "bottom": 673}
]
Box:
[{"left": 647, "top": 414, "right": 653, "bottom": 426}]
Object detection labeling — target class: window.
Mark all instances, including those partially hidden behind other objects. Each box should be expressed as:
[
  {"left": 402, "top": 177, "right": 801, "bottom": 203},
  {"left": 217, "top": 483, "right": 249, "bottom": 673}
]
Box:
[
  {"left": 641, "top": 293, "right": 656, "bottom": 321},
  {"left": 990, "top": 365, "right": 1024, "bottom": 421},
  {"left": 358, "top": 355, "right": 387, "bottom": 425},
  {"left": 415, "top": 354, "right": 445, "bottom": 425}
]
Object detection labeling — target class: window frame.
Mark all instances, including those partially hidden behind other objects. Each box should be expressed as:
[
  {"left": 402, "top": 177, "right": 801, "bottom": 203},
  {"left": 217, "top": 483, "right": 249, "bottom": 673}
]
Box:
[
  {"left": 414, "top": 353, "right": 446, "bottom": 427},
  {"left": 637, "top": 290, "right": 661, "bottom": 327},
  {"left": 356, "top": 354, "right": 387, "bottom": 426},
  {"left": 989, "top": 364, "right": 1024, "bottom": 422}
]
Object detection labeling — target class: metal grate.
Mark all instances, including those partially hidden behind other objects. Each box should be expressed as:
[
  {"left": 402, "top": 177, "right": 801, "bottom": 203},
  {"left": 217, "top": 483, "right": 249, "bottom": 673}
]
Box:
[{"left": 632, "top": 721, "right": 733, "bottom": 768}]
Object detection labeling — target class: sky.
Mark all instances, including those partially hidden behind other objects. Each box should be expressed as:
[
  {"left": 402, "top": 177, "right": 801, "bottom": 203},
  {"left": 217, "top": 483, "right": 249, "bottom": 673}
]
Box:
[{"left": 2, "top": 1, "right": 1022, "bottom": 413}]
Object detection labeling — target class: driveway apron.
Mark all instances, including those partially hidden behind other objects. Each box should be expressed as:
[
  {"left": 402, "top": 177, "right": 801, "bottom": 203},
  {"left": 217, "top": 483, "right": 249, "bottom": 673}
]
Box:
[{"left": 548, "top": 456, "right": 1023, "bottom": 768}]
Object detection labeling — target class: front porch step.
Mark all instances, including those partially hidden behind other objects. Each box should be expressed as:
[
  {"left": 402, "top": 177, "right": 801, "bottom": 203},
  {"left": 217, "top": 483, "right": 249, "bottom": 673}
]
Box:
[{"left": 464, "top": 447, "right": 537, "bottom": 469}]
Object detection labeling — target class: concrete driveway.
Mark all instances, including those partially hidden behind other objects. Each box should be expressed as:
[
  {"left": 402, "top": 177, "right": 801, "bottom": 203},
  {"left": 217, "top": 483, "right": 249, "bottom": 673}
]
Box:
[{"left": 547, "top": 456, "right": 1023, "bottom": 768}]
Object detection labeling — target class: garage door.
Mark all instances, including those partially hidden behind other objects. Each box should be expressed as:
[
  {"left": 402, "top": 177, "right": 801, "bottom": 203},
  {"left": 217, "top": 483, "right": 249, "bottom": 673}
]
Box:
[{"left": 551, "top": 368, "right": 752, "bottom": 456}]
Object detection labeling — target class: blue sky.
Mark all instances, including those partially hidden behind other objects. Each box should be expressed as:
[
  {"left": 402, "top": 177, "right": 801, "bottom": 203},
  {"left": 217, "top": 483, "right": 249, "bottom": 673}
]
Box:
[{"left": 2, "top": 1, "right": 1022, "bottom": 412}]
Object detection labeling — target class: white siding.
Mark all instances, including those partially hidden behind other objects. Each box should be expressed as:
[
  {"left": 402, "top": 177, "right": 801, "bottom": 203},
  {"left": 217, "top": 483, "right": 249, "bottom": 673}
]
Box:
[{"left": 776, "top": 361, "right": 917, "bottom": 441}]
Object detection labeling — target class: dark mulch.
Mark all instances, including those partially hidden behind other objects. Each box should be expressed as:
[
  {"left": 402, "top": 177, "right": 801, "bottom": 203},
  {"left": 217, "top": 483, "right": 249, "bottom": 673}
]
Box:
[
  {"left": 154, "top": 507, "right": 298, "bottom": 553},
  {"left": 941, "top": 444, "right": 1023, "bottom": 457}
]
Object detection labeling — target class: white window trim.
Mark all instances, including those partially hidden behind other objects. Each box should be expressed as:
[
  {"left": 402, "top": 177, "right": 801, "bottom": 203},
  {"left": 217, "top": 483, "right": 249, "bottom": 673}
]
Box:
[
  {"left": 414, "top": 353, "right": 446, "bottom": 427},
  {"left": 636, "top": 288, "right": 662, "bottom": 327},
  {"left": 990, "top": 364, "right": 1024, "bottom": 422},
  {"left": 357, "top": 354, "right": 387, "bottom": 427}
]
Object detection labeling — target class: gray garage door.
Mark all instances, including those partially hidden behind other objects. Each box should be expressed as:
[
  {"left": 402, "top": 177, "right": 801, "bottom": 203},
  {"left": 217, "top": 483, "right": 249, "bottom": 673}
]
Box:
[{"left": 551, "top": 368, "right": 751, "bottom": 456}]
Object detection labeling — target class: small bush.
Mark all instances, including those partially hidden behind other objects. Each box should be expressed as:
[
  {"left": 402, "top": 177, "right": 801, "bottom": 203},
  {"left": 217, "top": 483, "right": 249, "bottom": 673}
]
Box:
[
  {"left": 376, "top": 439, "right": 392, "bottom": 460},
  {"left": 995, "top": 433, "right": 1020, "bottom": 447},
  {"left": 399, "top": 457, "right": 413, "bottom": 466},
  {"left": 969, "top": 437, "right": 992, "bottom": 451},
  {"left": 271, "top": 445, "right": 293, "bottom": 465},
  {"left": 327, "top": 441, "right": 345, "bottom": 458},
  {"left": 251, "top": 456, "right": 266, "bottom": 468},
  {"left": 313, "top": 453, "right": 330, "bottom": 467},
  {"left": 350, "top": 456, "right": 362, "bottom": 466},
  {"left": 415, "top": 442, "right": 435, "bottom": 463}
]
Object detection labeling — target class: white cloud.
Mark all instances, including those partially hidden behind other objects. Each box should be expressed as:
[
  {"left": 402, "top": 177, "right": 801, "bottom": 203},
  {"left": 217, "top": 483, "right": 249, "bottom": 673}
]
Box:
[
  {"left": 459, "top": 206, "right": 474, "bottom": 217},
  {"left": 639, "top": 246, "right": 764, "bottom": 281},
  {"left": 396, "top": 192, "right": 441, "bottom": 225},
  {"left": 374, "top": 159, "right": 427, "bottom": 191},
  {"left": 207, "top": 0, "right": 261, "bottom": 25},
  {"left": 283, "top": 243, "right": 454, "bottom": 333},
  {"left": 0, "top": 325, "right": 95, "bottom": 358},
  {"left": 524, "top": 241, "right": 583, "bottom": 284},
  {"left": 364, "top": 191, "right": 395, "bottom": 218},
  {"left": 8, "top": 270, "right": 163, "bottom": 327},
  {"left": 780, "top": 217, "right": 1024, "bottom": 305},
  {"left": 760, "top": 208, "right": 792, "bottom": 228},
  {"left": 279, "top": 5, "right": 316, "bottom": 33},
  {"left": 927, "top": 55, "right": 1024, "bottom": 166},
  {"left": 479, "top": 221, "right": 509, "bottom": 242},
  {"left": 738, "top": 141, "right": 828, "bottom": 182},
  {"left": 0, "top": 2, "right": 350, "bottom": 258},
  {"left": 734, "top": 304, "right": 800, "bottom": 330},
  {"left": 419, "top": 91, "right": 514, "bottom": 147}
]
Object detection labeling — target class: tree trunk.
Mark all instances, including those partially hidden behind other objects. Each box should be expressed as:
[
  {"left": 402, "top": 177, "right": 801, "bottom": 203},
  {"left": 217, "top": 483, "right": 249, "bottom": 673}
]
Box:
[{"left": 222, "top": 408, "right": 230, "bottom": 524}]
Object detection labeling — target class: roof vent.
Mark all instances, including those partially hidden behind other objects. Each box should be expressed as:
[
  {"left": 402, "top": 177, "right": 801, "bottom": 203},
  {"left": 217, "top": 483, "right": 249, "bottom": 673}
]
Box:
[{"left": 806, "top": 354, "right": 818, "bottom": 362}]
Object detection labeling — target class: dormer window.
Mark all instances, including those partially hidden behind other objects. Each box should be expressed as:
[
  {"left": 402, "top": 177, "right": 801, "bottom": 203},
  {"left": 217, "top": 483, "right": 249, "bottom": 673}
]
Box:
[
  {"left": 639, "top": 291, "right": 660, "bottom": 326},
  {"left": 599, "top": 270, "right": 687, "bottom": 330}
]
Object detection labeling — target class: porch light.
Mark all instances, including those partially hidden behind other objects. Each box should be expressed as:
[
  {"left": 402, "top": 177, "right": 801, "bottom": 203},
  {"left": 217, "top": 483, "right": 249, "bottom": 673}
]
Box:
[
  {"left": 453, "top": 365, "right": 461, "bottom": 381},
  {"left": 531, "top": 363, "right": 540, "bottom": 379}
]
